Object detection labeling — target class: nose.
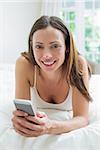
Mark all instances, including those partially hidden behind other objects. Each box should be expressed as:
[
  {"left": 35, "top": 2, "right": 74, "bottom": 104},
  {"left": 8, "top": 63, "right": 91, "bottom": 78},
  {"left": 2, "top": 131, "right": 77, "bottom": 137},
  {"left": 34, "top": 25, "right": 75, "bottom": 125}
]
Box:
[{"left": 42, "top": 49, "right": 52, "bottom": 59}]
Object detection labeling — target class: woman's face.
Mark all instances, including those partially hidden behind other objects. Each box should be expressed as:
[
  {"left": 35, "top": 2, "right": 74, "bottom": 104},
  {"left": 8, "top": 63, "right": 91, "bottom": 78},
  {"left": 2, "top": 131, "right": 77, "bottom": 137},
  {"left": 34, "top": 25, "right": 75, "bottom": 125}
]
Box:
[{"left": 32, "top": 26, "right": 66, "bottom": 72}]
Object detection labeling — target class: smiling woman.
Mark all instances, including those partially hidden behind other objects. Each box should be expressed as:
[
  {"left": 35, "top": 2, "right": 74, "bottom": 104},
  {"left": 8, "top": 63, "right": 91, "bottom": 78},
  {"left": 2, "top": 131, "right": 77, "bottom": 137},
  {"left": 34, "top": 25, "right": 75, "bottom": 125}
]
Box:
[
  {"left": 11, "top": 15, "right": 93, "bottom": 137},
  {"left": 32, "top": 26, "right": 66, "bottom": 72}
]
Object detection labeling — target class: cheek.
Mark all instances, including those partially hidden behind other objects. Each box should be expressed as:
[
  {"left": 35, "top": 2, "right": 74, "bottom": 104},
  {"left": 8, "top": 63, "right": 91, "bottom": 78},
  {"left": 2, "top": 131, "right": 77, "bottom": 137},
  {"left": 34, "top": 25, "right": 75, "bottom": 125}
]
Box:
[
  {"left": 33, "top": 51, "right": 43, "bottom": 62},
  {"left": 58, "top": 48, "right": 66, "bottom": 58},
  {"left": 33, "top": 50, "right": 40, "bottom": 58}
]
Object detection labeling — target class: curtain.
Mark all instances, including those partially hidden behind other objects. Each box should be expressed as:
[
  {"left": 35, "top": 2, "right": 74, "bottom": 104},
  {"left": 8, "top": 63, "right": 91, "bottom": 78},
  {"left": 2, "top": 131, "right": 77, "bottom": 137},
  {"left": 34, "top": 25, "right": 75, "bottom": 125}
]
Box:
[{"left": 41, "top": 0, "right": 64, "bottom": 17}]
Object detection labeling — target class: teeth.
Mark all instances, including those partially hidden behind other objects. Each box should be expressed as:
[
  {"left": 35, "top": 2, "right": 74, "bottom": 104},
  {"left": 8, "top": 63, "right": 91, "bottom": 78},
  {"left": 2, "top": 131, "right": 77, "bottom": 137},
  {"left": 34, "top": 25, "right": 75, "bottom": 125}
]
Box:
[
  {"left": 42, "top": 61, "right": 55, "bottom": 65},
  {"left": 44, "top": 62, "right": 54, "bottom": 65}
]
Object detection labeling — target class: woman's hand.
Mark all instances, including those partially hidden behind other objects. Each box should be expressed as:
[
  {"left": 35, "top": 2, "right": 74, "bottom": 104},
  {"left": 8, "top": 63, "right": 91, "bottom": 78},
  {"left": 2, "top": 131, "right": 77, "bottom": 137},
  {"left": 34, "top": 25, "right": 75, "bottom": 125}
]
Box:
[{"left": 12, "top": 110, "right": 52, "bottom": 137}]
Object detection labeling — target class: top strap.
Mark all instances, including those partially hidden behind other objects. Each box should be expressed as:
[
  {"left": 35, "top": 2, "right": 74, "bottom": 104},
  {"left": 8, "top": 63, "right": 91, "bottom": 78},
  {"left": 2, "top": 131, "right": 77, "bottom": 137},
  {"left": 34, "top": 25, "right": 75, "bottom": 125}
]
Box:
[{"left": 33, "top": 65, "right": 37, "bottom": 87}]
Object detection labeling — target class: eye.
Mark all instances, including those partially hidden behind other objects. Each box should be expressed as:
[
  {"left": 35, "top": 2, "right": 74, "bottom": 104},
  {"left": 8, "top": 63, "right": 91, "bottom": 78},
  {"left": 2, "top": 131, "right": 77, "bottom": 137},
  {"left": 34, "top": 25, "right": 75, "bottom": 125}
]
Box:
[
  {"left": 51, "top": 44, "right": 60, "bottom": 49},
  {"left": 35, "top": 45, "right": 43, "bottom": 49}
]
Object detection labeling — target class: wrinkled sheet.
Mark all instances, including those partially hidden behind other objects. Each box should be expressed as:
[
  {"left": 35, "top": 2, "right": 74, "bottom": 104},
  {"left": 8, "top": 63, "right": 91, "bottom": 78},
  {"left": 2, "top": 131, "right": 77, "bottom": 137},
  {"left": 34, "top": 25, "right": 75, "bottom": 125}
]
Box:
[
  {"left": 0, "top": 65, "right": 100, "bottom": 150},
  {"left": 0, "top": 101, "right": 100, "bottom": 150}
]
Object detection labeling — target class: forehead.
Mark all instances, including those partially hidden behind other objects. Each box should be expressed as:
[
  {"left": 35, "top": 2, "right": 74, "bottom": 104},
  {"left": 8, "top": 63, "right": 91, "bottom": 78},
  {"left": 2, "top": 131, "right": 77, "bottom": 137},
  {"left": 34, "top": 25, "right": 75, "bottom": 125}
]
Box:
[{"left": 32, "top": 26, "right": 65, "bottom": 42}]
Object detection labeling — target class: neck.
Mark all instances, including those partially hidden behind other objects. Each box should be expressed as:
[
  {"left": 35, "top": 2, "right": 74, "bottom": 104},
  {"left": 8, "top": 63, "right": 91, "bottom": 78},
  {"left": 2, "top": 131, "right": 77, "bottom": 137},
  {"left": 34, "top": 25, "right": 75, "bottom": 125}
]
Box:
[{"left": 39, "top": 68, "right": 62, "bottom": 83}]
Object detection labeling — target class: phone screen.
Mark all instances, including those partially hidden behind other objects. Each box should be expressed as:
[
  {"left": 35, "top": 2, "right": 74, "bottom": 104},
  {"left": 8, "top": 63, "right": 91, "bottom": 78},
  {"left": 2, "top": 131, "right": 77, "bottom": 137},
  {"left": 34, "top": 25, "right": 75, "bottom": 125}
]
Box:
[{"left": 14, "top": 100, "right": 35, "bottom": 116}]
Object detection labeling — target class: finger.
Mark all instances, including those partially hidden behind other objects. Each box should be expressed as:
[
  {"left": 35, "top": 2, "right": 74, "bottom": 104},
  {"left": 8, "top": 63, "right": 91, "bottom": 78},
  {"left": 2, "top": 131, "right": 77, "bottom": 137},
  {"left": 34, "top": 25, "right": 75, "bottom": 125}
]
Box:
[
  {"left": 36, "top": 111, "right": 47, "bottom": 118},
  {"left": 17, "top": 117, "right": 44, "bottom": 131},
  {"left": 14, "top": 124, "right": 43, "bottom": 137},
  {"left": 14, "top": 121, "right": 33, "bottom": 135},
  {"left": 13, "top": 110, "right": 28, "bottom": 117},
  {"left": 26, "top": 116, "right": 45, "bottom": 125},
  {"left": 15, "top": 128, "right": 29, "bottom": 137},
  {"left": 12, "top": 116, "right": 45, "bottom": 133},
  {"left": 12, "top": 115, "right": 28, "bottom": 131},
  {"left": 15, "top": 128, "right": 42, "bottom": 137},
  {"left": 12, "top": 116, "right": 38, "bottom": 134},
  {"left": 12, "top": 115, "right": 25, "bottom": 123}
]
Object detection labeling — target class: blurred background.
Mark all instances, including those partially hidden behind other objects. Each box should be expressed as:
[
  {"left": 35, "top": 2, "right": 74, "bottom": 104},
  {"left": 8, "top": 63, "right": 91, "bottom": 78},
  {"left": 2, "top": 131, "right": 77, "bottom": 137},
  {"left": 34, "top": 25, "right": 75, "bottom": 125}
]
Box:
[
  {"left": 0, "top": 0, "right": 100, "bottom": 73},
  {"left": 0, "top": 0, "right": 100, "bottom": 104}
]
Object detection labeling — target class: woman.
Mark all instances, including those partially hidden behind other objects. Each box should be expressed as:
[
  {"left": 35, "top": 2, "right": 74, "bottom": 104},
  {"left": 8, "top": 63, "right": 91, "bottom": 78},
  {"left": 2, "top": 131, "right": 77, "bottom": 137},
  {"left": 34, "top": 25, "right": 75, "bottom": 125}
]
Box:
[{"left": 12, "top": 16, "right": 92, "bottom": 137}]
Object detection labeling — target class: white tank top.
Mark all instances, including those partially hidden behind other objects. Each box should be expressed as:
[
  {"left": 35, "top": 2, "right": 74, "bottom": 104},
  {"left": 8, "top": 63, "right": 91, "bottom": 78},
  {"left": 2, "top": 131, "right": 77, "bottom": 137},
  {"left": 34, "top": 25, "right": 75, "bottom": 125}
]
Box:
[{"left": 31, "top": 66, "right": 72, "bottom": 112}]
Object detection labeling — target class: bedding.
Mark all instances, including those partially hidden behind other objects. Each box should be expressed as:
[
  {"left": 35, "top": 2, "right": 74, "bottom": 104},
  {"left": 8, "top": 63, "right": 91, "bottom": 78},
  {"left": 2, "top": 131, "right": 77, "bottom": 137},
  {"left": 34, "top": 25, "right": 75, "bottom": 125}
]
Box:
[{"left": 0, "top": 64, "right": 100, "bottom": 150}]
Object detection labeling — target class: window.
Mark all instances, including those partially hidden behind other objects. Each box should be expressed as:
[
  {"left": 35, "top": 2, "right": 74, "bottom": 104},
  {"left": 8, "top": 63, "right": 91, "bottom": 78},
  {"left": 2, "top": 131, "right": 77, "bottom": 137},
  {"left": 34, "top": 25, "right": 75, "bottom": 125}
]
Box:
[
  {"left": 60, "top": 0, "right": 100, "bottom": 64},
  {"left": 60, "top": 0, "right": 76, "bottom": 36},
  {"left": 84, "top": 0, "right": 100, "bottom": 63}
]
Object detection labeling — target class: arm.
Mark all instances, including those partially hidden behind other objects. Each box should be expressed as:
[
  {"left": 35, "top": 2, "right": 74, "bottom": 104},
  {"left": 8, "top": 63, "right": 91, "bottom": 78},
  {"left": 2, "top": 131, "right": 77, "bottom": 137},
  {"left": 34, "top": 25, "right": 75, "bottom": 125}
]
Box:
[
  {"left": 15, "top": 56, "right": 34, "bottom": 99},
  {"left": 12, "top": 56, "right": 47, "bottom": 137},
  {"left": 46, "top": 56, "right": 90, "bottom": 134},
  {"left": 12, "top": 56, "right": 89, "bottom": 136},
  {"left": 18, "top": 56, "right": 90, "bottom": 136},
  {"left": 46, "top": 87, "right": 89, "bottom": 134},
  {"left": 21, "top": 88, "right": 89, "bottom": 136}
]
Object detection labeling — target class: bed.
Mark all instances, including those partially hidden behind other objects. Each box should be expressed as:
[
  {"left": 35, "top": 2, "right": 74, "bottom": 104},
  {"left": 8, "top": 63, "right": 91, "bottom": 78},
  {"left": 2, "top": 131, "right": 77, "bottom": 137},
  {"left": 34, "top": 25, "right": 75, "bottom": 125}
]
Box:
[{"left": 0, "top": 64, "right": 100, "bottom": 150}]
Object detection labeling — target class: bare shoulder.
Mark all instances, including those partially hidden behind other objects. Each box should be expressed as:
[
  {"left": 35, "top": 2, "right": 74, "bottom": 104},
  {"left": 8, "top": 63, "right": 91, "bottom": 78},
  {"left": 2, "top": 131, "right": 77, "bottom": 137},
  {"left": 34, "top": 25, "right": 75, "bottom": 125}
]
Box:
[
  {"left": 15, "top": 56, "right": 35, "bottom": 86},
  {"left": 15, "top": 56, "right": 34, "bottom": 74}
]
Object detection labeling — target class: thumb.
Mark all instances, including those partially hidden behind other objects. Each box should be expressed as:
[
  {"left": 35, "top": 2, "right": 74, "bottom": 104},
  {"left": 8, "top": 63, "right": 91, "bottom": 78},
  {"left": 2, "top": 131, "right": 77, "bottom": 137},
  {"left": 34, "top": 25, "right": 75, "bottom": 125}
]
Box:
[{"left": 36, "top": 111, "right": 47, "bottom": 118}]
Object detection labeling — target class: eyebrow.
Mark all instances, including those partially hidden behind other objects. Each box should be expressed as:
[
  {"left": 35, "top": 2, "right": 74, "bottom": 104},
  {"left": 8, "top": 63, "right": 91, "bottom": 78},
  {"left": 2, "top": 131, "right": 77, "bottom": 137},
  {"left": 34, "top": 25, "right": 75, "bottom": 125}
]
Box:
[
  {"left": 35, "top": 41, "right": 59, "bottom": 44},
  {"left": 35, "top": 42, "right": 43, "bottom": 44},
  {"left": 49, "top": 41, "right": 59, "bottom": 44}
]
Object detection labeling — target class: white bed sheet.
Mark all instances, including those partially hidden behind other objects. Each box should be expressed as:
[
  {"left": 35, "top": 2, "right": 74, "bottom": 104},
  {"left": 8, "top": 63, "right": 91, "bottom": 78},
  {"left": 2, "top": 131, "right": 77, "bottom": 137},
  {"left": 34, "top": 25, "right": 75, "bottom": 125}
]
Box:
[
  {"left": 0, "top": 101, "right": 100, "bottom": 150},
  {"left": 0, "top": 64, "right": 100, "bottom": 150}
]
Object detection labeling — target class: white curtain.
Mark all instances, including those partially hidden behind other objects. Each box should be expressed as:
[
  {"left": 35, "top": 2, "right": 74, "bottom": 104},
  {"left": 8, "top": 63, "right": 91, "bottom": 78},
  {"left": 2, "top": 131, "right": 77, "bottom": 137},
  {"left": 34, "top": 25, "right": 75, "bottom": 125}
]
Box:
[{"left": 41, "top": 0, "right": 64, "bottom": 17}]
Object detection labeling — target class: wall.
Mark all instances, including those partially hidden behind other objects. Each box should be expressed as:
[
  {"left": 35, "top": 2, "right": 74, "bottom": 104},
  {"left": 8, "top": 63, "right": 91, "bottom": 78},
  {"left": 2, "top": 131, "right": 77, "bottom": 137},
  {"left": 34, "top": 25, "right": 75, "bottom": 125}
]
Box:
[{"left": 0, "top": 0, "right": 42, "bottom": 64}]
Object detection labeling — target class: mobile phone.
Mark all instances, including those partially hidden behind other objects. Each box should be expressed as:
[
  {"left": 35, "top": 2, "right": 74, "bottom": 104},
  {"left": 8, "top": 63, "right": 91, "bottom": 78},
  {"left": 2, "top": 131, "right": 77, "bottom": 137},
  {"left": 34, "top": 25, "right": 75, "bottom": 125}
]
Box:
[{"left": 13, "top": 99, "right": 36, "bottom": 116}]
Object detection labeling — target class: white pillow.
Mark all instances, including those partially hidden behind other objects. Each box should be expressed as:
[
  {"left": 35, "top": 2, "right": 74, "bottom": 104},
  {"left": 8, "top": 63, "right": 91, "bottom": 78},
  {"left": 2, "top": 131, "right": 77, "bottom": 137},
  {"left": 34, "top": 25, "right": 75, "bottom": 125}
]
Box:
[{"left": 89, "top": 75, "right": 100, "bottom": 122}]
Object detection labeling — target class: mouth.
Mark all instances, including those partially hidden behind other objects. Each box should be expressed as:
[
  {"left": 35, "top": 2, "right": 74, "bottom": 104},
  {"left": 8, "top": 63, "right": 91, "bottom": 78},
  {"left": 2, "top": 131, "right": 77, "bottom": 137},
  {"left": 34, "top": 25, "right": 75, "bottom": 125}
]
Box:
[{"left": 41, "top": 60, "right": 56, "bottom": 67}]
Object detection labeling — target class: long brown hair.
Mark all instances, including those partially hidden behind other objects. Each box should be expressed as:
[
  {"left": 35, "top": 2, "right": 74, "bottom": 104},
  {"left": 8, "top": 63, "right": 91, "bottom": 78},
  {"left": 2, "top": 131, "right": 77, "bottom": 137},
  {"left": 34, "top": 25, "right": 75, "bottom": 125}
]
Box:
[{"left": 21, "top": 15, "right": 92, "bottom": 101}]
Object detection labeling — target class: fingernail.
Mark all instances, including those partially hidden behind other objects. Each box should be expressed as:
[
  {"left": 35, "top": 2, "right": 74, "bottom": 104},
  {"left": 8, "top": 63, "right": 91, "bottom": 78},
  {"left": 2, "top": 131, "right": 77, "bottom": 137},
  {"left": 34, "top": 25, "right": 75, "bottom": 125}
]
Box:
[{"left": 24, "top": 113, "right": 28, "bottom": 116}]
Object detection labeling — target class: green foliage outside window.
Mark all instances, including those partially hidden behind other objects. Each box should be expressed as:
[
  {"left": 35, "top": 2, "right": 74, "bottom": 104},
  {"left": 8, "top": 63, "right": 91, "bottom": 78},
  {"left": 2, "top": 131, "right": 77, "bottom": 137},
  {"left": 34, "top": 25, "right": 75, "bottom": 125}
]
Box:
[
  {"left": 60, "top": 1, "right": 100, "bottom": 64},
  {"left": 69, "top": 11, "right": 75, "bottom": 20},
  {"left": 60, "top": 11, "right": 76, "bottom": 33},
  {"left": 84, "top": 13, "right": 100, "bottom": 63}
]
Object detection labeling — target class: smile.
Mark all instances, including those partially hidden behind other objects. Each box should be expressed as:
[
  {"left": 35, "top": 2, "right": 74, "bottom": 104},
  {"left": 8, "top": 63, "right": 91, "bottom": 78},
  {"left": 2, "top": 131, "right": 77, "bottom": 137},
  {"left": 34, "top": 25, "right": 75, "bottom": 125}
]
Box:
[{"left": 41, "top": 60, "right": 56, "bottom": 66}]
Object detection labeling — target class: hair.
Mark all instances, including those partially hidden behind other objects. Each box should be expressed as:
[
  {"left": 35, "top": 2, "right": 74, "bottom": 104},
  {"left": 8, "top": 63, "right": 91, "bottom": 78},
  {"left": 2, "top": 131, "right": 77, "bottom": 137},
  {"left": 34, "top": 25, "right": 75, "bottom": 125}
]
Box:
[{"left": 21, "top": 15, "right": 92, "bottom": 101}]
